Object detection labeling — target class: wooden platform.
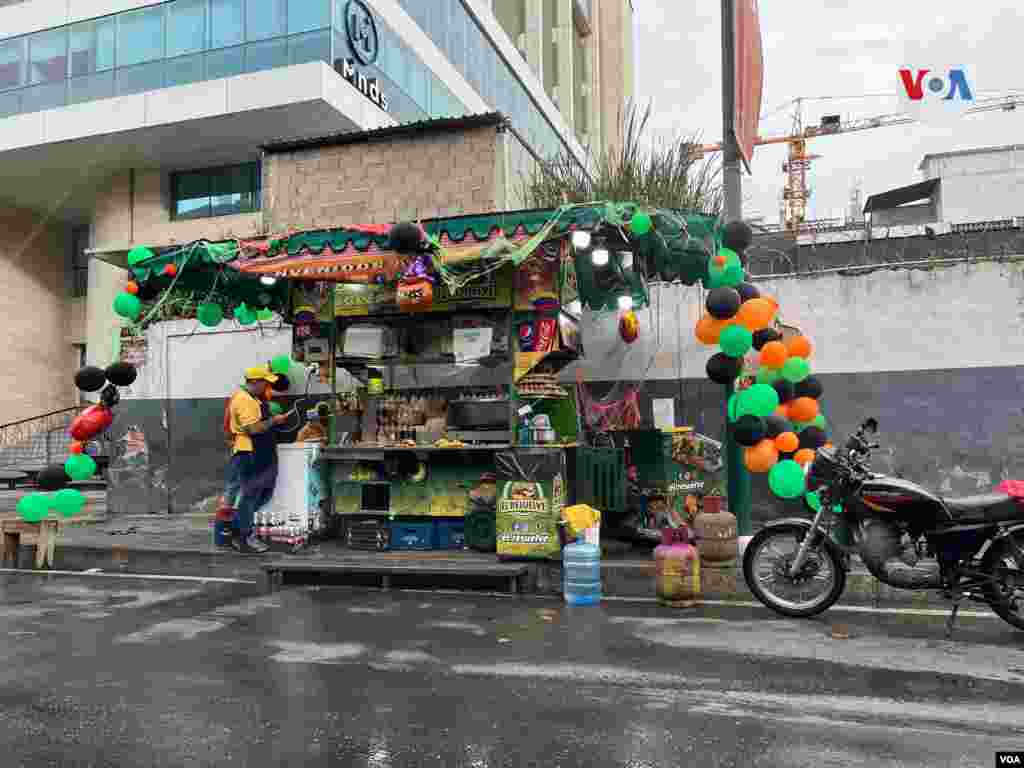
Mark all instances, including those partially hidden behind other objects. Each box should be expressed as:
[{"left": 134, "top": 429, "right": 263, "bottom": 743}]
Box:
[
  {"left": 2, "top": 518, "right": 59, "bottom": 569},
  {"left": 262, "top": 560, "right": 529, "bottom": 594}
]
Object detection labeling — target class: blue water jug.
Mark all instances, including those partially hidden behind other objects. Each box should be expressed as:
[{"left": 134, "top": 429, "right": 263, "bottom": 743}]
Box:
[{"left": 563, "top": 536, "right": 601, "bottom": 606}]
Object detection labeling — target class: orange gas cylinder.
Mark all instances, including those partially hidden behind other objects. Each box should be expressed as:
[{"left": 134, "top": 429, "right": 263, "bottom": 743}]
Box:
[{"left": 654, "top": 526, "right": 701, "bottom": 607}]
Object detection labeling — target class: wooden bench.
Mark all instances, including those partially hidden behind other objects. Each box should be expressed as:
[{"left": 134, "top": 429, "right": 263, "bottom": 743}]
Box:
[
  {"left": 261, "top": 561, "right": 529, "bottom": 594},
  {"left": 0, "top": 470, "right": 27, "bottom": 490},
  {"left": 2, "top": 518, "right": 59, "bottom": 569}
]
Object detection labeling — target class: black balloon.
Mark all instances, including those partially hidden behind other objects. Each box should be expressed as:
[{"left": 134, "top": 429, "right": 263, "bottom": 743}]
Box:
[
  {"left": 104, "top": 362, "right": 137, "bottom": 387},
  {"left": 723, "top": 221, "right": 754, "bottom": 253},
  {"left": 736, "top": 282, "right": 760, "bottom": 302},
  {"left": 38, "top": 464, "right": 70, "bottom": 491},
  {"left": 733, "top": 415, "right": 766, "bottom": 447},
  {"left": 136, "top": 281, "right": 160, "bottom": 302},
  {"left": 772, "top": 379, "right": 795, "bottom": 404},
  {"left": 389, "top": 222, "right": 424, "bottom": 253},
  {"left": 271, "top": 374, "right": 290, "bottom": 392},
  {"left": 74, "top": 366, "right": 106, "bottom": 393},
  {"left": 799, "top": 426, "right": 829, "bottom": 450},
  {"left": 706, "top": 353, "right": 743, "bottom": 385},
  {"left": 795, "top": 375, "right": 824, "bottom": 400},
  {"left": 705, "top": 287, "right": 741, "bottom": 320},
  {"left": 764, "top": 414, "right": 790, "bottom": 439},
  {"left": 752, "top": 327, "right": 782, "bottom": 351}
]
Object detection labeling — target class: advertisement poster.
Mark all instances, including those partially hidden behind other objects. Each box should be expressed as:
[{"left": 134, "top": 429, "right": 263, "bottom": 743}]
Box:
[
  {"left": 513, "top": 249, "right": 560, "bottom": 310},
  {"left": 334, "top": 268, "right": 513, "bottom": 317},
  {"left": 496, "top": 449, "right": 564, "bottom": 560}
]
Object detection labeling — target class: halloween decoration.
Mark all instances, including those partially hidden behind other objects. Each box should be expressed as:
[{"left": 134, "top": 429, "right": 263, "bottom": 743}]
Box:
[
  {"left": 99, "top": 384, "right": 120, "bottom": 408},
  {"left": 752, "top": 327, "right": 782, "bottom": 350},
  {"left": 69, "top": 441, "right": 84, "bottom": 455},
  {"left": 104, "top": 362, "right": 137, "bottom": 387},
  {"left": 775, "top": 431, "right": 799, "bottom": 453},
  {"left": 799, "top": 426, "right": 829, "bottom": 451},
  {"left": 759, "top": 340, "right": 788, "bottom": 369},
  {"left": 127, "top": 246, "right": 154, "bottom": 267},
  {"left": 163, "top": 263, "right": 178, "bottom": 277},
  {"left": 388, "top": 222, "right": 425, "bottom": 253},
  {"left": 706, "top": 353, "right": 743, "bottom": 385},
  {"left": 764, "top": 414, "right": 791, "bottom": 439},
  {"left": 69, "top": 404, "right": 113, "bottom": 442},
  {"left": 736, "top": 384, "right": 780, "bottom": 419},
  {"left": 719, "top": 324, "right": 752, "bottom": 357},
  {"left": 768, "top": 459, "right": 806, "bottom": 498},
  {"left": 788, "top": 397, "right": 819, "bottom": 424},
  {"left": 234, "top": 304, "right": 256, "bottom": 325},
  {"left": 735, "top": 297, "right": 776, "bottom": 332},
  {"left": 397, "top": 253, "right": 435, "bottom": 312},
  {"left": 706, "top": 287, "right": 741, "bottom": 320},
  {"left": 38, "top": 464, "right": 70, "bottom": 492},
  {"left": 52, "top": 488, "right": 86, "bottom": 518},
  {"left": 619, "top": 310, "right": 640, "bottom": 343},
  {"left": 197, "top": 302, "right": 224, "bottom": 327},
  {"left": 744, "top": 439, "right": 779, "bottom": 472},
  {"left": 630, "top": 211, "right": 653, "bottom": 235},
  {"left": 65, "top": 453, "right": 97, "bottom": 482},
  {"left": 257, "top": 309, "right": 275, "bottom": 321},
  {"left": 695, "top": 314, "right": 727, "bottom": 345},
  {"left": 732, "top": 414, "right": 767, "bottom": 447},
  {"left": 781, "top": 356, "right": 810, "bottom": 383},
  {"left": 74, "top": 366, "right": 107, "bottom": 393},
  {"left": 16, "top": 493, "right": 50, "bottom": 523},
  {"left": 735, "top": 282, "right": 760, "bottom": 303},
  {"left": 771, "top": 379, "right": 796, "bottom": 404},
  {"left": 125, "top": 281, "right": 139, "bottom": 295},
  {"left": 793, "top": 448, "right": 817, "bottom": 466},
  {"left": 787, "top": 335, "right": 813, "bottom": 359},
  {"left": 794, "top": 375, "right": 824, "bottom": 400},
  {"left": 113, "top": 293, "right": 141, "bottom": 321},
  {"left": 722, "top": 220, "right": 754, "bottom": 253},
  {"left": 271, "top": 355, "right": 292, "bottom": 375}
]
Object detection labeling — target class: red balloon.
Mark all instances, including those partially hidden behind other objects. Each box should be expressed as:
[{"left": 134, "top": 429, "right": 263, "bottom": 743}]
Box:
[{"left": 70, "top": 405, "right": 113, "bottom": 441}]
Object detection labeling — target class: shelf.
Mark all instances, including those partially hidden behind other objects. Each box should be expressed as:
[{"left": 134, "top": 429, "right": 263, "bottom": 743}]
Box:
[
  {"left": 323, "top": 444, "right": 514, "bottom": 461},
  {"left": 336, "top": 353, "right": 511, "bottom": 369}
]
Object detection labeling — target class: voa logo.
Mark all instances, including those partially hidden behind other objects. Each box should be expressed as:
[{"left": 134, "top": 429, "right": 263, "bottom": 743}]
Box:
[
  {"left": 899, "top": 68, "right": 974, "bottom": 102},
  {"left": 996, "top": 752, "right": 1023, "bottom": 766}
]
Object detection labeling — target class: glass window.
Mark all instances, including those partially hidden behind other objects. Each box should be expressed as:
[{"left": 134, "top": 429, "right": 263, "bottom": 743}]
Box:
[
  {"left": 206, "top": 46, "right": 244, "bottom": 78},
  {"left": 172, "top": 162, "right": 260, "bottom": 220},
  {"left": 447, "top": 0, "right": 465, "bottom": 74},
  {"left": 246, "top": 0, "right": 286, "bottom": 41},
  {"left": 0, "top": 90, "right": 20, "bottom": 117},
  {"left": 289, "top": 29, "right": 330, "bottom": 66},
  {"left": 0, "top": 38, "right": 26, "bottom": 91},
  {"left": 166, "top": 53, "right": 205, "bottom": 87},
  {"left": 117, "top": 60, "right": 164, "bottom": 95},
  {"left": 29, "top": 29, "right": 68, "bottom": 84},
  {"left": 168, "top": 0, "right": 207, "bottom": 57},
  {"left": 407, "top": 55, "right": 427, "bottom": 110},
  {"left": 21, "top": 81, "right": 66, "bottom": 111},
  {"left": 68, "top": 71, "right": 114, "bottom": 104},
  {"left": 288, "top": 0, "right": 330, "bottom": 35},
  {"left": 210, "top": 0, "right": 244, "bottom": 49},
  {"left": 245, "top": 37, "right": 287, "bottom": 73},
  {"left": 118, "top": 6, "right": 164, "bottom": 67},
  {"left": 70, "top": 18, "right": 116, "bottom": 76}
]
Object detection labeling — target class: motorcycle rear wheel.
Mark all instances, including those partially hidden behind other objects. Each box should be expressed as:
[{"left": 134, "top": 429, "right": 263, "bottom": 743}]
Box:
[
  {"left": 743, "top": 524, "right": 847, "bottom": 618},
  {"left": 981, "top": 533, "right": 1024, "bottom": 632}
]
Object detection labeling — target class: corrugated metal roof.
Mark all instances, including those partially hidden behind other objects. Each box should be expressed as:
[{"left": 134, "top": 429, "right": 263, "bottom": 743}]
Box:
[
  {"left": 262, "top": 112, "right": 507, "bottom": 154},
  {"left": 863, "top": 178, "right": 940, "bottom": 214},
  {"left": 918, "top": 143, "right": 1024, "bottom": 170}
]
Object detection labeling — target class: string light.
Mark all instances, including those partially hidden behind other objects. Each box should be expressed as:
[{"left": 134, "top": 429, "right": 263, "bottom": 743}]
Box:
[
  {"left": 591, "top": 248, "right": 610, "bottom": 267},
  {"left": 571, "top": 230, "right": 592, "bottom": 249},
  {"left": 618, "top": 295, "right": 634, "bottom": 311}
]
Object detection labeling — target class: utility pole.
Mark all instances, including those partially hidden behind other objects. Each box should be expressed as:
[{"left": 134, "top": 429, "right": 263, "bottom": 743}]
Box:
[{"left": 720, "top": 0, "right": 753, "bottom": 549}]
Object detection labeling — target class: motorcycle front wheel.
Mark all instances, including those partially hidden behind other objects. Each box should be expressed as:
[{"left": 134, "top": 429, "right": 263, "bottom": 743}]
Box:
[{"left": 743, "top": 524, "right": 847, "bottom": 618}]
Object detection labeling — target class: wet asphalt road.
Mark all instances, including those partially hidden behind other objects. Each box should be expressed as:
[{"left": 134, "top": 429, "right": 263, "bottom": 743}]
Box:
[{"left": 1, "top": 573, "right": 1024, "bottom": 767}]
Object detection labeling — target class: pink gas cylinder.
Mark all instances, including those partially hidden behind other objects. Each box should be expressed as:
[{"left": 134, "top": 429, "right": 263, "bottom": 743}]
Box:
[{"left": 654, "top": 526, "right": 701, "bottom": 607}]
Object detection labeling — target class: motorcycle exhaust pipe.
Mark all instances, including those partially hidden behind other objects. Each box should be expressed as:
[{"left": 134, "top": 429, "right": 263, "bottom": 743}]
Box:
[{"left": 859, "top": 519, "right": 942, "bottom": 590}]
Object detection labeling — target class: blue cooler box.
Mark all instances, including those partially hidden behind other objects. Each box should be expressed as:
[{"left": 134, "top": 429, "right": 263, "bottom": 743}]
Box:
[
  {"left": 436, "top": 519, "right": 466, "bottom": 550},
  {"left": 388, "top": 521, "right": 436, "bottom": 551}
]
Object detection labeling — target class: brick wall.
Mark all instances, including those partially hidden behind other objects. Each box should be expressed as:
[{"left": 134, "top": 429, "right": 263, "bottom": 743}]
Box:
[
  {"left": 264, "top": 124, "right": 502, "bottom": 232},
  {"left": 0, "top": 206, "right": 74, "bottom": 424}
]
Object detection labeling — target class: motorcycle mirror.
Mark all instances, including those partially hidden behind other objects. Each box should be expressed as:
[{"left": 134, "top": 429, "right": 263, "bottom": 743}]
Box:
[{"left": 862, "top": 417, "right": 878, "bottom": 434}]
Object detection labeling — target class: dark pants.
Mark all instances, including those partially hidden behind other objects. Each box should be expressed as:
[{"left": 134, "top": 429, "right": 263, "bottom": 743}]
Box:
[{"left": 235, "top": 455, "right": 278, "bottom": 540}]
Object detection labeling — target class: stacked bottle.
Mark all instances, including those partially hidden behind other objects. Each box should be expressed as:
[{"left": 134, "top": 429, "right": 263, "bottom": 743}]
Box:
[{"left": 563, "top": 535, "right": 602, "bottom": 606}]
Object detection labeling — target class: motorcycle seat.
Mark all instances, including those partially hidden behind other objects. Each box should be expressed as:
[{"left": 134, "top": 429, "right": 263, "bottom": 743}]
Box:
[{"left": 942, "top": 493, "right": 1023, "bottom": 523}]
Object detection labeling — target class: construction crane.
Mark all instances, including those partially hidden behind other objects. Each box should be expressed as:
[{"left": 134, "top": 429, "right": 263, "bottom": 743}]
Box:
[{"left": 696, "top": 94, "right": 1024, "bottom": 236}]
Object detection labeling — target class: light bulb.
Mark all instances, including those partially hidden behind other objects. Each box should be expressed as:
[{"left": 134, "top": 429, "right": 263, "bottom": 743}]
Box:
[
  {"left": 260, "top": 275, "right": 278, "bottom": 286},
  {"left": 591, "top": 248, "right": 610, "bottom": 267},
  {"left": 619, "top": 251, "right": 634, "bottom": 270},
  {"left": 617, "top": 295, "right": 634, "bottom": 311},
  {"left": 571, "top": 230, "right": 592, "bottom": 250}
]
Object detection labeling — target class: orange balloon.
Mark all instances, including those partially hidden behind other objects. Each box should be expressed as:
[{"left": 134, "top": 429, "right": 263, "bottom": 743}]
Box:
[
  {"left": 824, "top": 442, "right": 834, "bottom": 450},
  {"left": 125, "top": 281, "right": 139, "bottom": 295},
  {"left": 164, "top": 263, "right": 178, "bottom": 277},
  {"left": 736, "top": 298, "right": 776, "bottom": 332},
  {"left": 774, "top": 403, "right": 790, "bottom": 420},
  {"left": 788, "top": 397, "right": 819, "bottom": 423},
  {"left": 714, "top": 254, "right": 727, "bottom": 266},
  {"left": 69, "top": 441, "right": 84, "bottom": 455},
  {"left": 695, "top": 314, "right": 727, "bottom": 345},
  {"left": 794, "top": 448, "right": 816, "bottom": 466},
  {"left": 760, "top": 340, "right": 788, "bottom": 369},
  {"left": 775, "top": 431, "right": 799, "bottom": 453},
  {"left": 744, "top": 439, "right": 779, "bottom": 473},
  {"left": 787, "top": 335, "right": 812, "bottom": 359}
]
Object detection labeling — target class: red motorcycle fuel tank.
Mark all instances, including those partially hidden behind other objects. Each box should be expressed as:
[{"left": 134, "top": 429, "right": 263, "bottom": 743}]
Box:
[{"left": 854, "top": 475, "right": 952, "bottom": 527}]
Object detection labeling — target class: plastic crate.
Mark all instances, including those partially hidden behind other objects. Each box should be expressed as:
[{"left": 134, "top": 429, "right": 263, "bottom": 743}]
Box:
[
  {"left": 346, "top": 517, "right": 390, "bottom": 551},
  {"left": 436, "top": 518, "right": 466, "bottom": 550},
  {"left": 576, "top": 447, "right": 626, "bottom": 516},
  {"left": 389, "top": 521, "right": 436, "bottom": 551}
]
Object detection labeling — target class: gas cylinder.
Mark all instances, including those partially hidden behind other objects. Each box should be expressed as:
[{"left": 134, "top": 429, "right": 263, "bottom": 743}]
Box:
[
  {"left": 654, "top": 526, "right": 701, "bottom": 607},
  {"left": 693, "top": 495, "right": 737, "bottom": 567}
]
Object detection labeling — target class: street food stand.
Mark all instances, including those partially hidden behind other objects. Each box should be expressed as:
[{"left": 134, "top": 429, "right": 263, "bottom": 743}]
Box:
[{"left": 115, "top": 203, "right": 724, "bottom": 558}]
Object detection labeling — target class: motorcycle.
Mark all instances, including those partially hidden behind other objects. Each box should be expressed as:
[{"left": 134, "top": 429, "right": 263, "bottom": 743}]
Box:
[{"left": 742, "top": 418, "right": 1024, "bottom": 635}]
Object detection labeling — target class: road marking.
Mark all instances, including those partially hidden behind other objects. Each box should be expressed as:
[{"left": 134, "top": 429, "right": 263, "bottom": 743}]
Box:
[
  {"left": 424, "top": 620, "right": 488, "bottom": 636},
  {"left": 268, "top": 641, "right": 366, "bottom": 664},
  {"left": 116, "top": 618, "right": 226, "bottom": 644},
  {"left": 0, "top": 568, "right": 257, "bottom": 585},
  {"left": 602, "top": 595, "right": 997, "bottom": 619}
]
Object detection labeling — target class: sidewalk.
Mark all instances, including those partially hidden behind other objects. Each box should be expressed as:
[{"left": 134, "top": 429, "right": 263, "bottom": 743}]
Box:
[{"left": 0, "top": 504, "right": 955, "bottom": 610}]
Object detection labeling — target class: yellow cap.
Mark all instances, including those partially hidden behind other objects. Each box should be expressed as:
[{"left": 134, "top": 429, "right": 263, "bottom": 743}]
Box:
[{"left": 244, "top": 365, "right": 279, "bottom": 383}]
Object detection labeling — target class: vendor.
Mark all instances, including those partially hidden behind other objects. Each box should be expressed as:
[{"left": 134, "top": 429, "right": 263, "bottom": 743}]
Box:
[{"left": 228, "top": 365, "right": 289, "bottom": 554}]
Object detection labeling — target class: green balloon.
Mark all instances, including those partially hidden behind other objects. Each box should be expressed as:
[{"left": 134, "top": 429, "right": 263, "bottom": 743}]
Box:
[
  {"left": 769, "top": 459, "right": 806, "bottom": 499},
  {"left": 756, "top": 366, "right": 781, "bottom": 384},
  {"left": 718, "top": 247, "right": 740, "bottom": 266},
  {"left": 721, "top": 263, "right": 744, "bottom": 287},
  {"left": 631, "top": 211, "right": 653, "bottom": 235},
  {"left": 811, "top": 414, "right": 827, "bottom": 429},
  {"left": 727, "top": 393, "right": 739, "bottom": 422},
  {"left": 65, "top": 453, "right": 97, "bottom": 482},
  {"left": 737, "top": 383, "right": 780, "bottom": 419},
  {"left": 805, "top": 491, "right": 822, "bottom": 512},
  {"left": 271, "top": 355, "right": 292, "bottom": 374},
  {"left": 127, "top": 246, "right": 155, "bottom": 267},
  {"left": 16, "top": 492, "right": 50, "bottom": 523},
  {"left": 719, "top": 325, "right": 753, "bottom": 358},
  {"left": 269, "top": 401, "right": 283, "bottom": 416},
  {"left": 52, "top": 488, "right": 86, "bottom": 518},
  {"left": 113, "top": 293, "right": 141, "bottom": 321},
  {"left": 197, "top": 302, "right": 223, "bottom": 327},
  {"left": 234, "top": 304, "right": 256, "bottom": 326},
  {"left": 257, "top": 309, "right": 274, "bottom": 321},
  {"left": 781, "top": 357, "right": 810, "bottom": 383}
]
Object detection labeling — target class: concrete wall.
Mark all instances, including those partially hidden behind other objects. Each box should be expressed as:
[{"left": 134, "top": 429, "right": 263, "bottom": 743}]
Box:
[
  {"left": 85, "top": 257, "right": 126, "bottom": 369},
  {"left": 263, "top": 124, "right": 503, "bottom": 232},
  {"left": 870, "top": 202, "right": 937, "bottom": 228},
  {"left": 92, "top": 170, "right": 262, "bottom": 250},
  {"left": 921, "top": 147, "right": 1024, "bottom": 224},
  {"left": 0, "top": 206, "right": 74, "bottom": 424}
]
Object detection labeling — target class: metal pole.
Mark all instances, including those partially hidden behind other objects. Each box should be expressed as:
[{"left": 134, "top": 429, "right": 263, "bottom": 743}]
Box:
[{"left": 721, "top": 0, "right": 752, "bottom": 546}]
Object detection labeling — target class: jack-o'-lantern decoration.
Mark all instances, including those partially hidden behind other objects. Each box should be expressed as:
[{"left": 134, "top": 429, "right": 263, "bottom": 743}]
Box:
[
  {"left": 619, "top": 310, "right": 639, "bottom": 344},
  {"left": 397, "top": 254, "right": 434, "bottom": 312}
]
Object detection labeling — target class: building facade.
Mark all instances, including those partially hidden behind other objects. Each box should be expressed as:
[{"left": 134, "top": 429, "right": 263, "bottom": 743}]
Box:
[{"left": 0, "top": 0, "right": 634, "bottom": 424}]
